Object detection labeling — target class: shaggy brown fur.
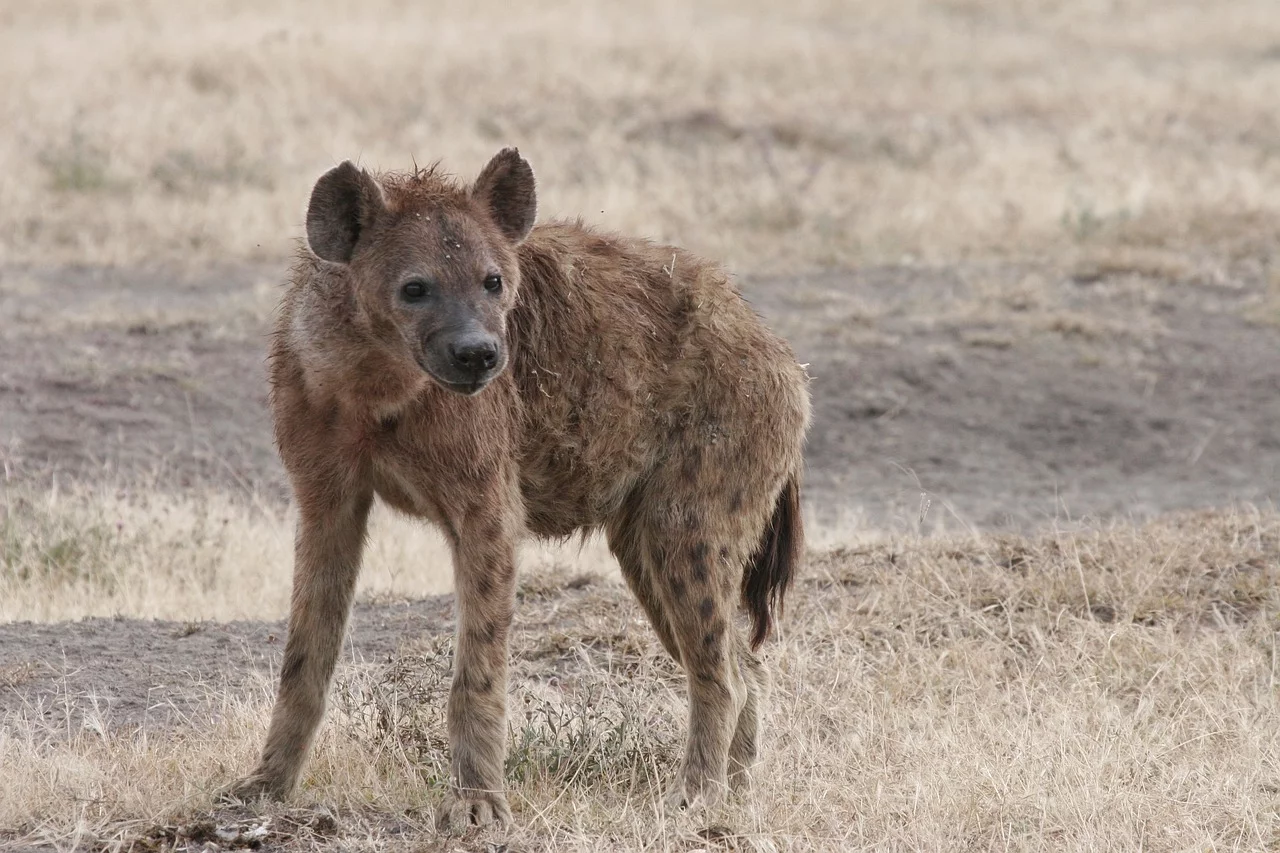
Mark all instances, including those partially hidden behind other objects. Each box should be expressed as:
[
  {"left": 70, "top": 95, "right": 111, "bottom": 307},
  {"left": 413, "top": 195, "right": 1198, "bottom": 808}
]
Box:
[{"left": 225, "top": 149, "right": 810, "bottom": 831}]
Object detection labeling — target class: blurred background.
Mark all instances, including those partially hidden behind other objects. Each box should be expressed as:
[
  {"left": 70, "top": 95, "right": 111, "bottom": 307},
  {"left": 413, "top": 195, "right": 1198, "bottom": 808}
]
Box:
[{"left": 3, "top": 0, "right": 1278, "bottom": 269}]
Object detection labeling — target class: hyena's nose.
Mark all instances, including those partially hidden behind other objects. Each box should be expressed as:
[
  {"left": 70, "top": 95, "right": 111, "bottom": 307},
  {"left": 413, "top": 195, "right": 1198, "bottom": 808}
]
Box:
[{"left": 450, "top": 335, "right": 500, "bottom": 374}]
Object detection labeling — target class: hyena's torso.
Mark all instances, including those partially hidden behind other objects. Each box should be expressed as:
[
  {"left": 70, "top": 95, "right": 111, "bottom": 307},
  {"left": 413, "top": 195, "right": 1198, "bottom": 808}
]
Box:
[{"left": 272, "top": 221, "right": 808, "bottom": 544}]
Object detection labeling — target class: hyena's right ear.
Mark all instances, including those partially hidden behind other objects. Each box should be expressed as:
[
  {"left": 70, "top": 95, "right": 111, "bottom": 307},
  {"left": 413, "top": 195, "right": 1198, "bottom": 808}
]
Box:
[
  {"left": 472, "top": 148, "right": 537, "bottom": 244},
  {"left": 305, "top": 161, "right": 387, "bottom": 264}
]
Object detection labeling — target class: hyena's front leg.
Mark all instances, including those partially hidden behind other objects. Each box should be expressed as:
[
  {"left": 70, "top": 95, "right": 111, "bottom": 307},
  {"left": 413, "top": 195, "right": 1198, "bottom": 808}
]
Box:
[
  {"left": 226, "top": 489, "right": 373, "bottom": 801},
  {"left": 437, "top": 507, "right": 518, "bottom": 833}
]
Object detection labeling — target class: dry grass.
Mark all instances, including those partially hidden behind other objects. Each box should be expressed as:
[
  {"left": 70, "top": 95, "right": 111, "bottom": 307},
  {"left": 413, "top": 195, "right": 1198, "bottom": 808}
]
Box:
[
  {"left": 0, "top": 487, "right": 620, "bottom": 623},
  {"left": 2, "top": 0, "right": 1278, "bottom": 272},
  {"left": 2, "top": 492, "right": 1279, "bottom": 850}
]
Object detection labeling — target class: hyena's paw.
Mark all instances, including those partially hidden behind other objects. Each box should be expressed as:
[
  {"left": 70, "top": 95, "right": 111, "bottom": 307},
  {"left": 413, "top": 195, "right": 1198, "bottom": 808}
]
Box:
[
  {"left": 664, "top": 772, "right": 728, "bottom": 813},
  {"left": 436, "top": 788, "right": 512, "bottom": 834},
  {"left": 727, "top": 764, "right": 754, "bottom": 794},
  {"left": 217, "top": 771, "right": 291, "bottom": 805}
]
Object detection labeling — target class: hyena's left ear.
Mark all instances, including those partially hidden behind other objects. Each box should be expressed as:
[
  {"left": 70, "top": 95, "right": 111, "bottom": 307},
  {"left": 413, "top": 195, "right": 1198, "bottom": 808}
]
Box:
[
  {"left": 306, "top": 161, "right": 387, "bottom": 264},
  {"left": 471, "top": 148, "right": 537, "bottom": 244}
]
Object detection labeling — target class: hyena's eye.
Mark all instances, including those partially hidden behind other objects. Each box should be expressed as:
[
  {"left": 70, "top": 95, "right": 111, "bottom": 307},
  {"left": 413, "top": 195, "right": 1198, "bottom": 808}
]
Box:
[
  {"left": 401, "top": 279, "right": 431, "bottom": 302},
  {"left": 483, "top": 274, "right": 503, "bottom": 294}
]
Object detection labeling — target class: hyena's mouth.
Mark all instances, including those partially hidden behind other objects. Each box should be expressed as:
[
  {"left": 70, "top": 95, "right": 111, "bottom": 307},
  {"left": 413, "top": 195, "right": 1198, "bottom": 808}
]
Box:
[
  {"left": 417, "top": 357, "right": 501, "bottom": 397},
  {"left": 438, "top": 377, "right": 491, "bottom": 396}
]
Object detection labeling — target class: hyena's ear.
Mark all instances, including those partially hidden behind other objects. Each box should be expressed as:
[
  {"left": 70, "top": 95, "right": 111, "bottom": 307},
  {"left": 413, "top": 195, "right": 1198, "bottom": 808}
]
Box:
[
  {"left": 306, "top": 161, "right": 387, "bottom": 264},
  {"left": 471, "top": 148, "right": 537, "bottom": 244}
]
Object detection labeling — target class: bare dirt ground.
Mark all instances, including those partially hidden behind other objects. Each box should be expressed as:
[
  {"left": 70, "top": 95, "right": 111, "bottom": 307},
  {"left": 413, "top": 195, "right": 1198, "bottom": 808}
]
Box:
[{"left": 3, "top": 256, "right": 1277, "bottom": 529}]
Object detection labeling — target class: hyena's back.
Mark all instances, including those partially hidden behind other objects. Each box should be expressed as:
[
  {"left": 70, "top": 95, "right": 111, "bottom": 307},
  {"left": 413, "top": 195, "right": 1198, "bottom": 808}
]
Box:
[{"left": 506, "top": 222, "right": 811, "bottom": 541}]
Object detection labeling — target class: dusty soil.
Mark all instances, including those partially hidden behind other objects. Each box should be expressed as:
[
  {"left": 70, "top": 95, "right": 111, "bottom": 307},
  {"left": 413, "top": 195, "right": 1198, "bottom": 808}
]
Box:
[
  {"left": 0, "top": 596, "right": 452, "bottom": 732},
  {"left": 2, "top": 259, "right": 1277, "bottom": 527},
  {"left": 761, "top": 261, "right": 1280, "bottom": 529},
  {"left": 0, "top": 577, "right": 648, "bottom": 734}
]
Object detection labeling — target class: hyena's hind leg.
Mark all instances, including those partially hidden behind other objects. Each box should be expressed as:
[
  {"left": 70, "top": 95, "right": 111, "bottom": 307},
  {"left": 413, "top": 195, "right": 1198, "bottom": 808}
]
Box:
[
  {"left": 611, "top": 507, "right": 767, "bottom": 791},
  {"left": 642, "top": 521, "right": 750, "bottom": 809},
  {"left": 727, "top": 640, "right": 768, "bottom": 790},
  {"left": 654, "top": 467, "right": 800, "bottom": 804}
]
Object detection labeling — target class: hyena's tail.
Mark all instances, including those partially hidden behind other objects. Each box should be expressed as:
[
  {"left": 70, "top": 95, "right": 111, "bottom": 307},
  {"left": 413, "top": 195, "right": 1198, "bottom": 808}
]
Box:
[{"left": 742, "top": 473, "right": 803, "bottom": 650}]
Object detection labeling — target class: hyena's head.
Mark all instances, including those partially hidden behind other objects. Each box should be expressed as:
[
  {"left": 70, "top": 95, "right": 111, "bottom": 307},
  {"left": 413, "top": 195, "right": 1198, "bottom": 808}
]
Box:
[{"left": 304, "top": 148, "right": 536, "bottom": 396}]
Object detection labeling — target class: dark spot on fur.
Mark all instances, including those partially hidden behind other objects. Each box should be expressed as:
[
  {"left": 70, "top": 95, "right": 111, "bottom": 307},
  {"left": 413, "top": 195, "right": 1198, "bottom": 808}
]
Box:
[
  {"left": 690, "top": 542, "right": 710, "bottom": 581},
  {"left": 692, "top": 672, "right": 731, "bottom": 701},
  {"left": 677, "top": 508, "right": 699, "bottom": 533},
  {"left": 729, "top": 490, "right": 743, "bottom": 512},
  {"left": 671, "top": 577, "right": 686, "bottom": 599},
  {"left": 703, "top": 619, "right": 725, "bottom": 648},
  {"left": 458, "top": 669, "right": 494, "bottom": 693},
  {"left": 280, "top": 651, "right": 306, "bottom": 685},
  {"left": 682, "top": 450, "right": 702, "bottom": 482},
  {"left": 699, "top": 597, "right": 715, "bottom": 619},
  {"left": 719, "top": 546, "right": 730, "bottom": 561},
  {"left": 380, "top": 414, "right": 398, "bottom": 432},
  {"left": 466, "top": 620, "right": 502, "bottom": 647}
]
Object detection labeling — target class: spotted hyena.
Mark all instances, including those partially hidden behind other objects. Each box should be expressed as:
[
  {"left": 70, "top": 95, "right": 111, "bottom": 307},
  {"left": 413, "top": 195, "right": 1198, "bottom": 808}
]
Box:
[{"left": 226, "top": 148, "right": 810, "bottom": 831}]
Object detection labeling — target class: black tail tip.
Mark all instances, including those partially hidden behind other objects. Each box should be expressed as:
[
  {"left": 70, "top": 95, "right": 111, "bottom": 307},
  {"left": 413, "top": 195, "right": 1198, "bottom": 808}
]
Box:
[{"left": 744, "top": 475, "right": 803, "bottom": 650}]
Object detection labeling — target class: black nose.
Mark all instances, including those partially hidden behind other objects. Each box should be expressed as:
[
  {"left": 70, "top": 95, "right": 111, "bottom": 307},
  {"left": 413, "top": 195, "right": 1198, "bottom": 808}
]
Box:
[{"left": 449, "top": 336, "right": 499, "bottom": 373}]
